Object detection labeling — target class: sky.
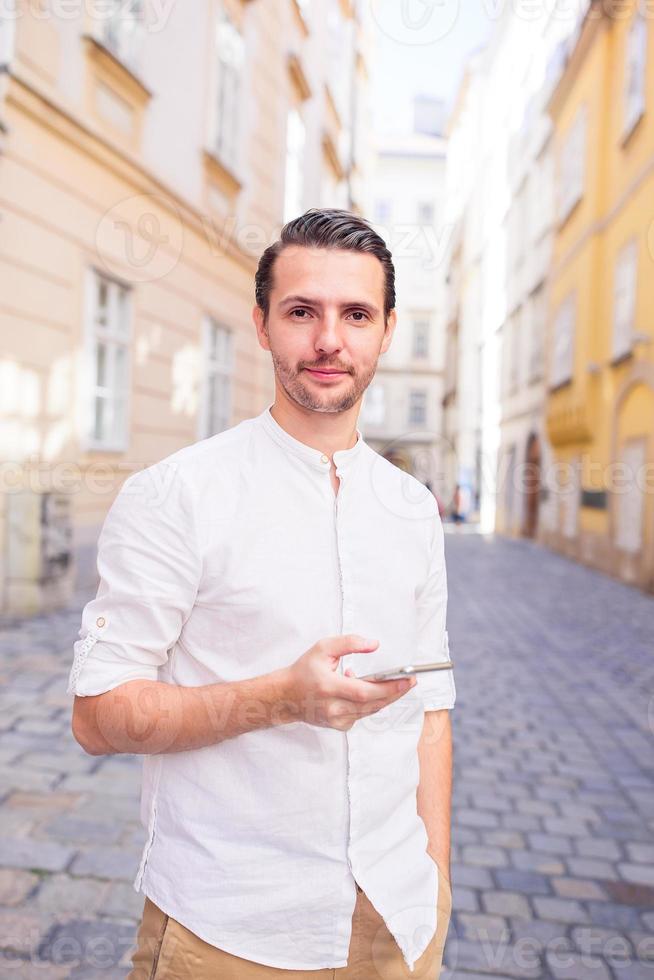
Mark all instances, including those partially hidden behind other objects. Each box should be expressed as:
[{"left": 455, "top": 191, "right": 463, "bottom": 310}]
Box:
[{"left": 369, "top": 1, "right": 493, "bottom": 136}]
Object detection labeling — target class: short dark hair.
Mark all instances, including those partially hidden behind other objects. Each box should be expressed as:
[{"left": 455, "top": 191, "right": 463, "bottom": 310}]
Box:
[{"left": 255, "top": 208, "right": 396, "bottom": 324}]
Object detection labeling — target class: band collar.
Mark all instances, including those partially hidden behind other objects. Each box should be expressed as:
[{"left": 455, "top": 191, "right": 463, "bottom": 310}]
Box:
[{"left": 258, "top": 404, "right": 364, "bottom": 474}]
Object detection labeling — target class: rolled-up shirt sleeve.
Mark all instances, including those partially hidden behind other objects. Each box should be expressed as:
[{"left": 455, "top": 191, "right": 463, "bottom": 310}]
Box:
[
  {"left": 413, "top": 503, "right": 456, "bottom": 712},
  {"left": 66, "top": 461, "right": 202, "bottom": 697}
]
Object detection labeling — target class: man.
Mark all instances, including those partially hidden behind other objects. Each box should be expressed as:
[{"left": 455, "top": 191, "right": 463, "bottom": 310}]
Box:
[{"left": 69, "top": 208, "right": 456, "bottom": 978}]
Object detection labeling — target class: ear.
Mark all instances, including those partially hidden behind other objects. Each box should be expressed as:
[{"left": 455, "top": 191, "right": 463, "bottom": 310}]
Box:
[
  {"left": 253, "top": 305, "right": 270, "bottom": 351},
  {"left": 380, "top": 309, "right": 397, "bottom": 355}
]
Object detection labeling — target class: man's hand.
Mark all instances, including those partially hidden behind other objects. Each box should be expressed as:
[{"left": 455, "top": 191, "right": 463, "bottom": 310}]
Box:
[{"left": 285, "top": 633, "right": 416, "bottom": 732}]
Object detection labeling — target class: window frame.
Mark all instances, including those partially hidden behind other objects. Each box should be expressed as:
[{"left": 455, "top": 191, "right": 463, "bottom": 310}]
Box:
[
  {"left": 211, "top": 7, "right": 245, "bottom": 174},
  {"left": 98, "top": 0, "right": 145, "bottom": 70},
  {"left": 549, "top": 292, "right": 576, "bottom": 390},
  {"left": 623, "top": 9, "right": 647, "bottom": 142},
  {"left": 557, "top": 104, "right": 587, "bottom": 225},
  {"left": 82, "top": 268, "right": 132, "bottom": 454},
  {"left": 283, "top": 106, "right": 306, "bottom": 223},
  {"left": 199, "top": 316, "right": 234, "bottom": 440},
  {"left": 612, "top": 238, "right": 638, "bottom": 363},
  {"left": 408, "top": 388, "right": 428, "bottom": 427},
  {"left": 362, "top": 382, "right": 386, "bottom": 427},
  {"left": 411, "top": 318, "right": 430, "bottom": 360}
]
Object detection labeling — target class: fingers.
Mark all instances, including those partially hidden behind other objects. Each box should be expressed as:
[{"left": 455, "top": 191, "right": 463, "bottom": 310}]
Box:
[
  {"left": 332, "top": 673, "right": 416, "bottom": 705},
  {"left": 328, "top": 634, "right": 379, "bottom": 660}
]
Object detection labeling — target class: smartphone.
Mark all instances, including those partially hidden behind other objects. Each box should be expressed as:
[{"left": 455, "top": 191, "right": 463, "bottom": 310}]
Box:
[{"left": 358, "top": 662, "right": 454, "bottom": 682}]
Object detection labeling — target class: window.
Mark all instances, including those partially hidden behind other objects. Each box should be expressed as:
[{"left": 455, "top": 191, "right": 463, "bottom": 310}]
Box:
[
  {"left": 615, "top": 440, "right": 645, "bottom": 554},
  {"left": 528, "top": 287, "right": 546, "bottom": 383},
  {"left": 412, "top": 319, "right": 430, "bottom": 359},
  {"left": 283, "top": 108, "right": 306, "bottom": 223},
  {"left": 362, "top": 384, "right": 385, "bottom": 426},
  {"left": 624, "top": 11, "right": 647, "bottom": 140},
  {"left": 417, "top": 201, "right": 434, "bottom": 225},
  {"left": 558, "top": 104, "right": 586, "bottom": 223},
  {"left": 86, "top": 271, "right": 131, "bottom": 450},
  {"left": 504, "top": 445, "right": 516, "bottom": 525},
  {"left": 201, "top": 318, "right": 233, "bottom": 438},
  {"left": 508, "top": 310, "right": 521, "bottom": 394},
  {"left": 550, "top": 293, "right": 576, "bottom": 388},
  {"left": 612, "top": 239, "right": 638, "bottom": 361},
  {"left": 408, "top": 389, "right": 427, "bottom": 426},
  {"left": 100, "top": 0, "right": 144, "bottom": 68},
  {"left": 561, "top": 457, "right": 580, "bottom": 540},
  {"left": 213, "top": 10, "right": 244, "bottom": 171},
  {"left": 0, "top": 2, "right": 15, "bottom": 66}
]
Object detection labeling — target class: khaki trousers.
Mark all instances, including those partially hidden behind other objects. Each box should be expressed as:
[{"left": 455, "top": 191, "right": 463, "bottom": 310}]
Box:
[{"left": 128, "top": 869, "right": 452, "bottom": 979}]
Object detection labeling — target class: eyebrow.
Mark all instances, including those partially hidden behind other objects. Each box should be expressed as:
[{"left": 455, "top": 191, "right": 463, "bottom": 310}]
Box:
[{"left": 278, "top": 295, "right": 381, "bottom": 317}]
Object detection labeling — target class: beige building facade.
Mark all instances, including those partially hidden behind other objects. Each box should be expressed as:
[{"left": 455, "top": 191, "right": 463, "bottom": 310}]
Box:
[
  {"left": 0, "top": 0, "right": 370, "bottom": 616},
  {"left": 363, "top": 100, "right": 448, "bottom": 497}
]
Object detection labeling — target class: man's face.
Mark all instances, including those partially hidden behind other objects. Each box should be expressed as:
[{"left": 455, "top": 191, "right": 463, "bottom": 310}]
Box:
[{"left": 254, "top": 245, "right": 396, "bottom": 414}]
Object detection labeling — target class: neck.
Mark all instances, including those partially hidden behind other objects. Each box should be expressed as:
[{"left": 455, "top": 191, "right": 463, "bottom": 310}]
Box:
[{"left": 269, "top": 388, "right": 360, "bottom": 459}]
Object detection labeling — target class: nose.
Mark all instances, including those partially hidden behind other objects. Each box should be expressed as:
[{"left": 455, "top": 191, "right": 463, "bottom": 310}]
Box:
[{"left": 314, "top": 310, "right": 344, "bottom": 356}]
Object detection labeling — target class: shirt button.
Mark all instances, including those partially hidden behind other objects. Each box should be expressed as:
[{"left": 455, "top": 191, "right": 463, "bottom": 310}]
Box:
[
  {"left": 96, "top": 617, "right": 106, "bottom": 628},
  {"left": 320, "top": 454, "right": 329, "bottom": 464}
]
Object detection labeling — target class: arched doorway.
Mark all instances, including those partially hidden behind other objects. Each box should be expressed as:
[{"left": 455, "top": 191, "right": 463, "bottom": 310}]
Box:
[{"left": 522, "top": 432, "right": 541, "bottom": 539}]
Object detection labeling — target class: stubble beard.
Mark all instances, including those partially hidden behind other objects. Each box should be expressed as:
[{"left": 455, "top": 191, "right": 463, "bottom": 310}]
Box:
[{"left": 270, "top": 348, "right": 378, "bottom": 414}]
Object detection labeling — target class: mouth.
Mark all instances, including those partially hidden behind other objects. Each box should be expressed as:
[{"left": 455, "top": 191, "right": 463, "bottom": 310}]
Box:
[{"left": 304, "top": 368, "right": 349, "bottom": 380}]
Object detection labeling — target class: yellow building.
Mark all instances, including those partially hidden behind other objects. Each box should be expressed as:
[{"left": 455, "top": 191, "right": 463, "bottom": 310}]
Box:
[
  {"left": 544, "top": 0, "right": 654, "bottom": 592},
  {"left": 0, "top": 1, "right": 370, "bottom": 616}
]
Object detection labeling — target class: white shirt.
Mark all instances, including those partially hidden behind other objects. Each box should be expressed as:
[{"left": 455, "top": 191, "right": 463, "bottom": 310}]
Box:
[{"left": 67, "top": 404, "right": 456, "bottom": 973}]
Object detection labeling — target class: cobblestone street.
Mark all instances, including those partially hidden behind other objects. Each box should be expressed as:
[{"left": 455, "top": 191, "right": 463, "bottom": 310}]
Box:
[{"left": 0, "top": 532, "right": 652, "bottom": 978}]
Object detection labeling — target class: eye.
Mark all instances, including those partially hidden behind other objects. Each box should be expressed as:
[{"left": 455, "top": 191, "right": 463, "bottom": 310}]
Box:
[
  {"left": 289, "top": 308, "right": 312, "bottom": 319},
  {"left": 347, "top": 310, "right": 369, "bottom": 322}
]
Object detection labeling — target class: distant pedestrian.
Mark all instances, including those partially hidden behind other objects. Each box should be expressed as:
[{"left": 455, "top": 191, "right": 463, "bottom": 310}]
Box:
[{"left": 450, "top": 483, "right": 465, "bottom": 525}]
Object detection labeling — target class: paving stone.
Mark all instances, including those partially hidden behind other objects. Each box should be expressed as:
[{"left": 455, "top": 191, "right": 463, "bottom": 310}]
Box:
[
  {"left": 0, "top": 868, "right": 40, "bottom": 905},
  {"left": 586, "top": 902, "right": 644, "bottom": 931},
  {"left": 69, "top": 847, "right": 142, "bottom": 882},
  {"left": 544, "top": 950, "right": 612, "bottom": 978},
  {"left": 576, "top": 838, "right": 623, "bottom": 861},
  {"left": 0, "top": 766, "right": 60, "bottom": 794},
  {"left": 462, "top": 845, "right": 509, "bottom": 869},
  {"left": 629, "top": 933, "right": 654, "bottom": 961},
  {"left": 484, "top": 830, "right": 526, "bottom": 849},
  {"left": 618, "top": 863, "right": 654, "bottom": 887},
  {"left": 526, "top": 833, "right": 573, "bottom": 856},
  {"left": 567, "top": 857, "right": 618, "bottom": 880},
  {"left": 0, "top": 837, "right": 75, "bottom": 873},
  {"left": 612, "top": 963, "right": 654, "bottom": 980},
  {"left": 451, "top": 863, "right": 495, "bottom": 890},
  {"left": 510, "top": 918, "right": 573, "bottom": 949},
  {"left": 482, "top": 891, "right": 532, "bottom": 919},
  {"left": 100, "top": 880, "right": 145, "bottom": 920},
  {"left": 532, "top": 897, "right": 590, "bottom": 924},
  {"left": 570, "top": 925, "right": 633, "bottom": 961},
  {"left": 510, "top": 850, "right": 566, "bottom": 875},
  {"left": 17, "top": 751, "right": 96, "bottom": 775},
  {"left": 37, "top": 918, "right": 137, "bottom": 971},
  {"left": 0, "top": 906, "right": 55, "bottom": 956},
  {"left": 551, "top": 877, "right": 609, "bottom": 901},
  {"left": 458, "top": 808, "right": 501, "bottom": 829},
  {"left": 42, "top": 814, "right": 124, "bottom": 845},
  {"left": 624, "top": 843, "right": 654, "bottom": 864},
  {"left": 495, "top": 870, "right": 551, "bottom": 895},
  {"left": 33, "top": 874, "right": 107, "bottom": 915},
  {"left": 456, "top": 912, "right": 510, "bottom": 941},
  {"left": 444, "top": 936, "right": 542, "bottom": 977}
]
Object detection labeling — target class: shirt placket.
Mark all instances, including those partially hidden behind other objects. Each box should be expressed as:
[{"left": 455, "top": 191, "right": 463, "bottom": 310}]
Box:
[{"left": 332, "top": 467, "right": 358, "bottom": 888}]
